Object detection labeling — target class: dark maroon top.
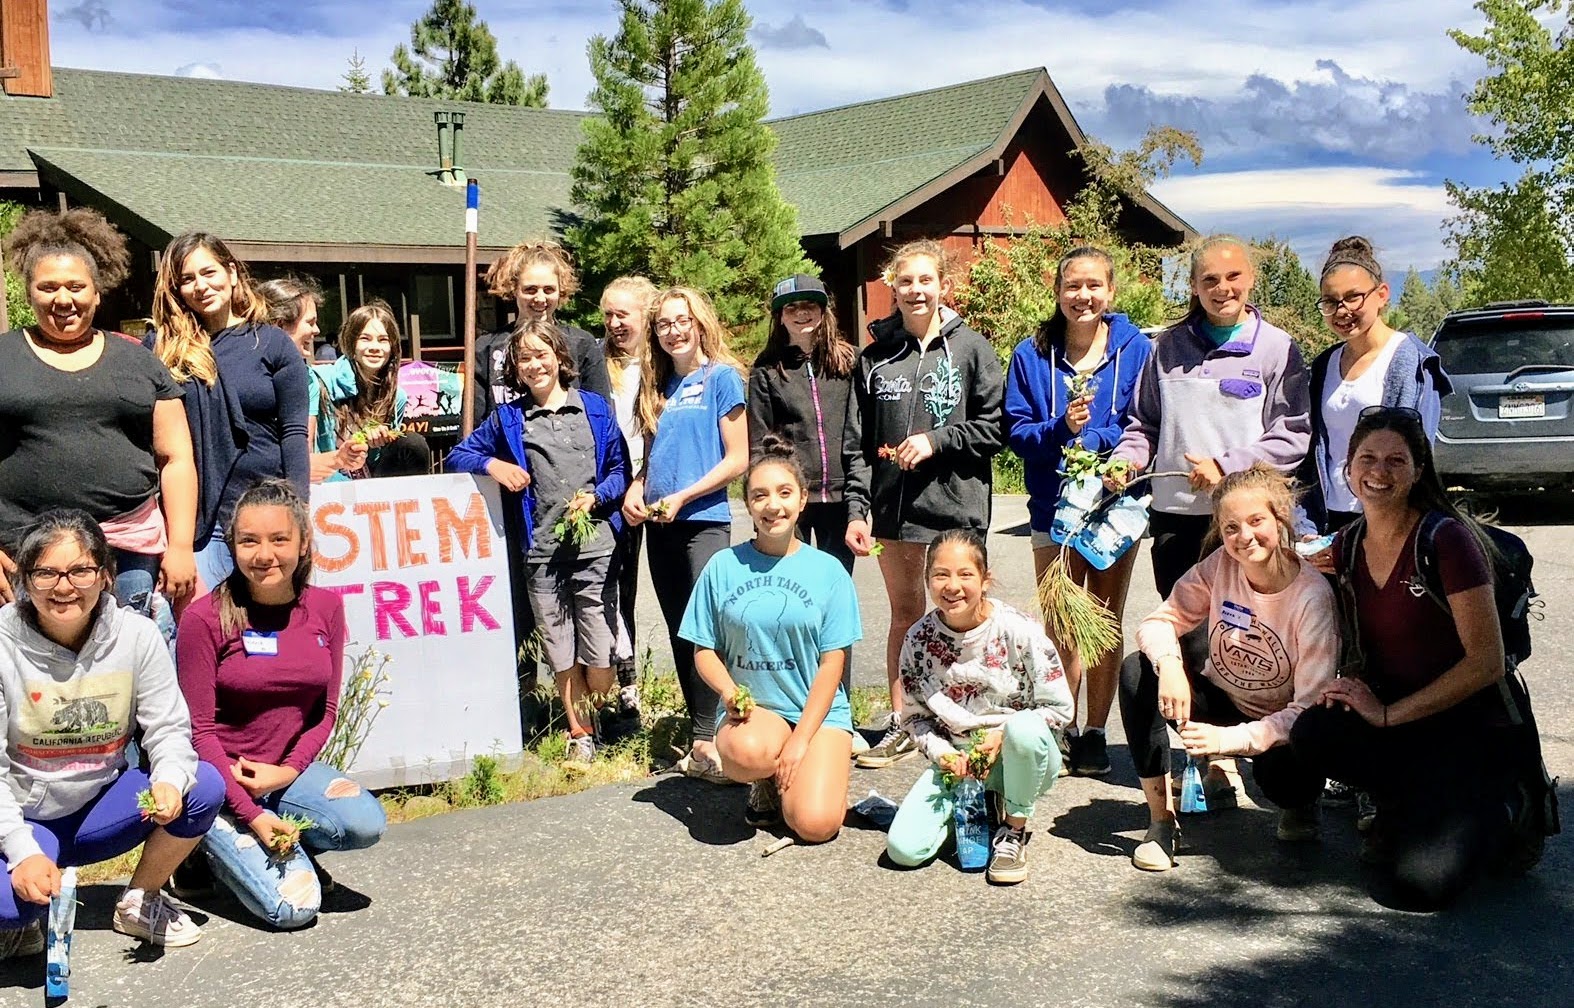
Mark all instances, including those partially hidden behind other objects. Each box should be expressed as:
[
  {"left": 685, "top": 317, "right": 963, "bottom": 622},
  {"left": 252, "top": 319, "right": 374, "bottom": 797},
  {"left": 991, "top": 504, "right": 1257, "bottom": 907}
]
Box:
[
  {"left": 1347, "top": 515, "right": 1491, "bottom": 702},
  {"left": 176, "top": 586, "right": 347, "bottom": 823}
]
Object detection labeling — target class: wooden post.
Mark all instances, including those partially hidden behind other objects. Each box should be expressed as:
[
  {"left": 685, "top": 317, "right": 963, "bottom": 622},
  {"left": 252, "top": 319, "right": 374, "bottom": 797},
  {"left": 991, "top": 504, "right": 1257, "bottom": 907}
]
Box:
[
  {"left": 409, "top": 313, "right": 422, "bottom": 362},
  {"left": 460, "top": 178, "right": 479, "bottom": 437}
]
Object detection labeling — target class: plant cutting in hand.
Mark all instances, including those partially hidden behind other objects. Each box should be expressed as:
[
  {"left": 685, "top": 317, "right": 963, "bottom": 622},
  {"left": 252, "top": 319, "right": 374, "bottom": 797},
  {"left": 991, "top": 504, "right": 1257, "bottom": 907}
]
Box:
[
  {"left": 1100, "top": 457, "right": 1132, "bottom": 482},
  {"left": 1067, "top": 370, "right": 1097, "bottom": 400},
  {"left": 939, "top": 729, "right": 996, "bottom": 789},
  {"left": 648, "top": 499, "right": 672, "bottom": 520},
  {"left": 1037, "top": 548, "right": 1122, "bottom": 669},
  {"left": 553, "top": 492, "right": 597, "bottom": 546},
  {"left": 267, "top": 813, "right": 317, "bottom": 859},
  {"left": 136, "top": 788, "right": 159, "bottom": 819},
  {"left": 731, "top": 684, "right": 755, "bottom": 717},
  {"left": 867, "top": 542, "right": 884, "bottom": 557},
  {"left": 877, "top": 443, "right": 899, "bottom": 461}
]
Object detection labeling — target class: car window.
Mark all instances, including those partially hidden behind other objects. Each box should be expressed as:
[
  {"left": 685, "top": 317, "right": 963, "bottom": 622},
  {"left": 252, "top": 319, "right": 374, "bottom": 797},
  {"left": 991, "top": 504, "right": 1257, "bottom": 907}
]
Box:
[{"left": 1433, "top": 319, "right": 1574, "bottom": 375}]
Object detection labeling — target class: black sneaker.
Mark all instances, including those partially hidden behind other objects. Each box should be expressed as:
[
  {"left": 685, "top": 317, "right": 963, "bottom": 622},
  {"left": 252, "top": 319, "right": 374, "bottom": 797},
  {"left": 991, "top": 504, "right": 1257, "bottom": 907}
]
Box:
[
  {"left": 1071, "top": 731, "right": 1112, "bottom": 777},
  {"left": 1322, "top": 780, "right": 1357, "bottom": 807},
  {"left": 169, "top": 851, "right": 213, "bottom": 899},
  {"left": 744, "top": 778, "right": 781, "bottom": 827}
]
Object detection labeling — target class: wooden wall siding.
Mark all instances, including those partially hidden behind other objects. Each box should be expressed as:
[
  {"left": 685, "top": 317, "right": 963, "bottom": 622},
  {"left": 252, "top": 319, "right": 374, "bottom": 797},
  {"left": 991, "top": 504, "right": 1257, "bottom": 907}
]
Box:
[{"left": 0, "top": 0, "right": 53, "bottom": 97}]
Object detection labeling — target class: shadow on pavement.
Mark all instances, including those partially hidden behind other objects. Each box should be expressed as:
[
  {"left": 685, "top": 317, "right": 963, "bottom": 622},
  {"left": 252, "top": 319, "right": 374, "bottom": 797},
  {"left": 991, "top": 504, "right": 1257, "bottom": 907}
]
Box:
[{"left": 631, "top": 776, "right": 753, "bottom": 846}]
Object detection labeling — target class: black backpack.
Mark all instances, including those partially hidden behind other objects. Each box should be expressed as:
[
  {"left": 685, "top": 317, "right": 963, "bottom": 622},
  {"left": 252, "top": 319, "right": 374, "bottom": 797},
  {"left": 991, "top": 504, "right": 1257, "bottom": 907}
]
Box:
[{"left": 1335, "top": 513, "right": 1558, "bottom": 846}]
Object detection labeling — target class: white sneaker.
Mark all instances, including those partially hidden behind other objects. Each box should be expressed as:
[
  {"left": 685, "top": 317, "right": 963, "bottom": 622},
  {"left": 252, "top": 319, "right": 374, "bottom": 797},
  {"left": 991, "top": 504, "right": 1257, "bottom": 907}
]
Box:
[
  {"left": 112, "top": 888, "right": 203, "bottom": 947},
  {"left": 566, "top": 734, "right": 597, "bottom": 764},
  {"left": 850, "top": 730, "right": 871, "bottom": 755}
]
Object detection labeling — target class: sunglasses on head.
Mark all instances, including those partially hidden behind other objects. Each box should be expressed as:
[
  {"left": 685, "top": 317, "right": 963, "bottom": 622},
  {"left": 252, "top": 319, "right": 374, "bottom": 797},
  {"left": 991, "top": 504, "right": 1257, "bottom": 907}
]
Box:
[{"left": 1358, "top": 405, "right": 1423, "bottom": 423}]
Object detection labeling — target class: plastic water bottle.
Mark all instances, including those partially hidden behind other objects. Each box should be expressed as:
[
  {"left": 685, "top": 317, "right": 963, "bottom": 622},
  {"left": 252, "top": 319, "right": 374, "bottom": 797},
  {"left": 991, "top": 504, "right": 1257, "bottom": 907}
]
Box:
[
  {"left": 1074, "top": 493, "right": 1152, "bottom": 570},
  {"left": 1051, "top": 475, "right": 1102, "bottom": 545},
  {"left": 1179, "top": 757, "right": 1209, "bottom": 814},
  {"left": 46, "top": 867, "right": 77, "bottom": 999},
  {"left": 952, "top": 777, "right": 991, "bottom": 871}
]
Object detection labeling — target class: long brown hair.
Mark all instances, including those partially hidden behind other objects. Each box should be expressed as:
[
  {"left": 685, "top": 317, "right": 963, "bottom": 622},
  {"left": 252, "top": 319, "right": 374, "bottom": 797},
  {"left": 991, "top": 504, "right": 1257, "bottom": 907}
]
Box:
[
  {"left": 216, "top": 479, "right": 314, "bottom": 637},
  {"left": 151, "top": 232, "right": 267, "bottom": 385},
  {"left": 635, "top": 287, "right": 744, "bottom": 436},
  {"left": 756, "top": 291, "right": 855, "bottom": 379},
  {"left": 334, "top": 300, "right": 402, "bottom": 435}
]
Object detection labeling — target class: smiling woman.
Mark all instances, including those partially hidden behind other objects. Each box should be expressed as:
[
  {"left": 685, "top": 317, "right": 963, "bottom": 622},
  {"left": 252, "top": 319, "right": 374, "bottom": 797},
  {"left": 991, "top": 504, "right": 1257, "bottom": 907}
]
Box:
[
  {"left": 0, "top": 208, "right": 199, "bottom": 615},
  {"left": 308, "top": 299, "right": 431, "bottom": 482}
]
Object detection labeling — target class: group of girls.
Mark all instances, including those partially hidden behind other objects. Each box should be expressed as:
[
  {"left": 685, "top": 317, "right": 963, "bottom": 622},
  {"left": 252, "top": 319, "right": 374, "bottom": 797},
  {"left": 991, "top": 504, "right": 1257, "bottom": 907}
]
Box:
[{"left": 0, "top": 208, "right": 388, "bottom": 958}]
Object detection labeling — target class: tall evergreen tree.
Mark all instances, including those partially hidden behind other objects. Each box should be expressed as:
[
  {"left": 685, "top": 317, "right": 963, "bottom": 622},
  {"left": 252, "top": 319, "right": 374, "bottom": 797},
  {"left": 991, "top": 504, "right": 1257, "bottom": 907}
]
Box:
[
  {"left": 1391, "top": 268, "right": 1463, "bottom": 339},
  {"left": 339, "top": 48, "right": 373, "bottom": 94},
  {"left": 1250, "top": 237, "right": 1332, "bottom": 357},
  {"left": 383, "top": 0, "right": 548, "bottom": 107},
  {"left": 568, "top": 0, "right": 811, "bottom": 329}
]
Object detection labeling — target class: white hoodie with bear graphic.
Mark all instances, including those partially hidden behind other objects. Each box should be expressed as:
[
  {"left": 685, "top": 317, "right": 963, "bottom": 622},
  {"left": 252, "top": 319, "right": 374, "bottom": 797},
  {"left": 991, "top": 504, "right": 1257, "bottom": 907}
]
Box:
[{"left": 0, "top": 598, "right": 197, "bottom": 868}]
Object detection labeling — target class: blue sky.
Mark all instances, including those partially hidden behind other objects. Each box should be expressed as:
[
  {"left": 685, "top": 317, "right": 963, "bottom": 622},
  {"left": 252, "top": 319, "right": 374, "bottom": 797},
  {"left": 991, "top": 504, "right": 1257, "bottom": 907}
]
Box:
[{"left": 47, "top": 0, "right": 1513, "bottom": 271}]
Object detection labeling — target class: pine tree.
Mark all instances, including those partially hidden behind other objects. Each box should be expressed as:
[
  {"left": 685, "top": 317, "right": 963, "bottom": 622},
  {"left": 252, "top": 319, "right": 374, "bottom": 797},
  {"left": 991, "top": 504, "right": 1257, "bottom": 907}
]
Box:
[
  {"left": 568, "top": 0, "right": 811, "bottom": 330},
  {"left": 339, "top": 48, "right": 373, "bottom": 94},
  {"left": 1392, "top": 268, "right": 1463, "bottom": 339},
  {"left": 1250, "top": 237, "right": 1332, "bottom": 357},
  {"left": 382, "top": 0, "right": 548, "bottom": 107}
]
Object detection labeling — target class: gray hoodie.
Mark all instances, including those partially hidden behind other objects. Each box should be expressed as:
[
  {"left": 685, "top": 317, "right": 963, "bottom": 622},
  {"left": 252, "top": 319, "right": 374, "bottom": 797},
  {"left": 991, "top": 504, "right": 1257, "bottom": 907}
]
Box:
[{"left": 1, "top": 598, "right": 197, "bottom": 867}]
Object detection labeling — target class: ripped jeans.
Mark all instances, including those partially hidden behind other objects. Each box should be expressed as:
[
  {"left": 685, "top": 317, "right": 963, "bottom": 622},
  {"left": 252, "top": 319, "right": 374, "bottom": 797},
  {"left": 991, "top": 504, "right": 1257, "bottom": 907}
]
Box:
[{"left": 200, "top": 762, "right": 387, "bottom": 930}]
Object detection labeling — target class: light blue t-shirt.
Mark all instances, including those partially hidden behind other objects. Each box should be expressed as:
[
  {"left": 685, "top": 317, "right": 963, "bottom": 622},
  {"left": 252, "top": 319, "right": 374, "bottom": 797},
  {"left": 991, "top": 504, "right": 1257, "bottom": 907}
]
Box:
[
  {"left": 645, "top": 362, "right": 746, "bottom": 524},
  {"left": 678, "top": 542, "right": 861, "bottom": 731}
]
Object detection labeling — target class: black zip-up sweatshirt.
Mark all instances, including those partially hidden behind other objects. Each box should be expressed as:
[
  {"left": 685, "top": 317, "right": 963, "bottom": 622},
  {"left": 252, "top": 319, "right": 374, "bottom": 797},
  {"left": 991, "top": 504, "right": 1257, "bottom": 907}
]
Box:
[
  {"left": 747, "top": 346, "right": 853, "bottom": 502},
  {"left": 843, "top": 309, "right": 1005, "bottom": 541},
  {"left": 471, "top": 322, "right": 611, "bottom": 424}
]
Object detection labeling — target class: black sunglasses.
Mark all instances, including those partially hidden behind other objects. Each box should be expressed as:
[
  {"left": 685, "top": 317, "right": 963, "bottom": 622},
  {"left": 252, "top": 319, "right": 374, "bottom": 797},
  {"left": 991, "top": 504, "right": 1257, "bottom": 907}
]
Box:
[{"left": 1358, "top": 405, "right": 1423, "bottom": 423}]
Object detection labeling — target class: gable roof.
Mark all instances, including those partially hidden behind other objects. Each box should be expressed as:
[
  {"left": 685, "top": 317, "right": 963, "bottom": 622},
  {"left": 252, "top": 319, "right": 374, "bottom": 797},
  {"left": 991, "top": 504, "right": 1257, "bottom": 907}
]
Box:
[{"left": 0, "top": 66, "right": 1192, "bottom": 257}]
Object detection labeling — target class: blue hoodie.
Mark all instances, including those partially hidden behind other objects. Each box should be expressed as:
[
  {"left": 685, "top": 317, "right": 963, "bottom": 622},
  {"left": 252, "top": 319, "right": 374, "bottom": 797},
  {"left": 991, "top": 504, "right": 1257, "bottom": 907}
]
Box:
[
  {"left": 1004, "top": 314, "right": 1152, "bottom": 533},
  {"left": 446, "top": 389, "right": 628, "bottom": 554}
]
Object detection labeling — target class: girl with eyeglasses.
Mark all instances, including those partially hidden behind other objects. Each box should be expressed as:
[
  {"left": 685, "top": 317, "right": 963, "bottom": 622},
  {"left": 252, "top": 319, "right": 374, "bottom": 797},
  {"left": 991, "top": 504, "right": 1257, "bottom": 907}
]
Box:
[
  {"left": 1295, "top": 237, "right": 1450, "bottom": 538},
  {"left": 621, "top": 288, "right": 749, "bottom": 782},
  {"left": 1290, "top": 409, "right": 1542, "bottom": 909},
  {"left": 0, "top": 510, "right": 224, "bottom": 955},
  {"left": 0, "top": 208, "right": 199, "bottom": 614}
]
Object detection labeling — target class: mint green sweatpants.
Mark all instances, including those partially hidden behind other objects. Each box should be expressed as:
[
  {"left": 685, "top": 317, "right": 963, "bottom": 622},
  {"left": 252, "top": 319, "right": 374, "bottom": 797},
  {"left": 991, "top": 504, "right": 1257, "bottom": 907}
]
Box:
[{"left": 885, "top": 710, "right": 1062, "bottom": 867}]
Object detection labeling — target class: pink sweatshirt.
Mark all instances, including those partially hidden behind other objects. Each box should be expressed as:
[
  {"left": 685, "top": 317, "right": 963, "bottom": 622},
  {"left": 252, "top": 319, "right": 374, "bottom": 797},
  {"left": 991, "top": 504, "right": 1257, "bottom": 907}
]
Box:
[{"left": 1136, "top": 548, "right": 1338, "bottom": 756}]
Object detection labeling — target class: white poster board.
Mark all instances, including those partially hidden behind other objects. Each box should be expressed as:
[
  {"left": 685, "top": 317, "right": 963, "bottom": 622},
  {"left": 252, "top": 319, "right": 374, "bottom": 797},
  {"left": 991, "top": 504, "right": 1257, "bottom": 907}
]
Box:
[{"left": 309, "top": 473, "right": 520, "bottom": 789}]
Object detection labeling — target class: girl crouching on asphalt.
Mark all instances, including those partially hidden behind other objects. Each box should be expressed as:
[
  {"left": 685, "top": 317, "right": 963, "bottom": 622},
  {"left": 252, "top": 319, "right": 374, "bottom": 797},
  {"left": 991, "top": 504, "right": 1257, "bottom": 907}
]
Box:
[
  {"left": 1119, "top": 464, "right": 1337, "bottom": 872},
  {"left": 885, "top": 530, "right": 1072, "bottom": 884},
  {"left": 176, "top": 480, "right": 386, "bottom": 929},
  {"left": 449, "top": 320, "right": 629, "bottom": 762},
  {"left": 679, "top": 434, "right": 862, "bottom": 841},
  {"left": 0, "top": 510, "right": 223, "bottom": 955}
]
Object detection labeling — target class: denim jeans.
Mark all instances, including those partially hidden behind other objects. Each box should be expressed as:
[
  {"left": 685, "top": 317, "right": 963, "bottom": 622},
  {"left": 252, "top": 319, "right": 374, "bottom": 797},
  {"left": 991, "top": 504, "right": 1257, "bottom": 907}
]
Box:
[
  {"left": 201, "top": 762, "right": 387, "bottom": 930},
  {"left": 193, "top": 529, "right": 235, "bottom": 595},
  {"left": 0, "top": 763, "right": 225, "bottom": 928},
  {"left": 886, "top": 711, "right": 1062, "bottom": 867},
  {"left": 111, "top": 549, "right": 161, "bottom": 615}
]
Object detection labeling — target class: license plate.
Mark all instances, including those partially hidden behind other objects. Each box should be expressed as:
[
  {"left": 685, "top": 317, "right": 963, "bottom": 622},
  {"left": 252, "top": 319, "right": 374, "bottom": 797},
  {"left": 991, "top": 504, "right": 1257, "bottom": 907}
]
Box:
[{"left": 1499, "top": 393, "right": 1546, "bottom": 419}]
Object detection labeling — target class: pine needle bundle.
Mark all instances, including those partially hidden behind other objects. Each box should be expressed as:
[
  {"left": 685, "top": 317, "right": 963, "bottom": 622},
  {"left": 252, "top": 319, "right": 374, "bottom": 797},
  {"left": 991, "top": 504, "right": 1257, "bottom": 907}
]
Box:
[{"left": 1036, "top": 548, "right": 1121, "bottom": 669}]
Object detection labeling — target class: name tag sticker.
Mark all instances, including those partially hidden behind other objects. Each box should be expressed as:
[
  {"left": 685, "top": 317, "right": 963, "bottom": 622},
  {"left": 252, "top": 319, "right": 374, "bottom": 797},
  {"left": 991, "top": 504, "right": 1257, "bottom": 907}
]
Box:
[
  {"left": 242, "top": 630, "right": 280, "bottom": 657},
  {"left": 1221, "top": 601, "right": 1254, "bottom": 631}
]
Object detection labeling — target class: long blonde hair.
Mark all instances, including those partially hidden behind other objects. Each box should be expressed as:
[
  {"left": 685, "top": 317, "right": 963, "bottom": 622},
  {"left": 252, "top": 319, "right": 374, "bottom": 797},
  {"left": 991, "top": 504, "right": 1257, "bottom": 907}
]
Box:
[
  {"left": 635, "top": 287, "right": 744, "bottom": 436},
  {"left": 599, "top": 275, "right": 657, "bottom": 396},
  {"left": 151, "top": 231, "right": 267, "bottom": 385}
]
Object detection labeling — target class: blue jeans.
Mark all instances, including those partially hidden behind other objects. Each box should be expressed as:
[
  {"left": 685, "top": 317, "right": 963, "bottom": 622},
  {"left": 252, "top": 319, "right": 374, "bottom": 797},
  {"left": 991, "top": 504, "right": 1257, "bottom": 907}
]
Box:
[
  {"left": 193, "top": 532, "right": 235, "bottom": 593},
  {"left": 200, "top": 762, "right": 387, "bottom": 930},
  {"left": 0, "top": 764, "right": 225, "bottom": 928},
  {"left": 111, "top": 549, "right": 160, "bottom": 615}
]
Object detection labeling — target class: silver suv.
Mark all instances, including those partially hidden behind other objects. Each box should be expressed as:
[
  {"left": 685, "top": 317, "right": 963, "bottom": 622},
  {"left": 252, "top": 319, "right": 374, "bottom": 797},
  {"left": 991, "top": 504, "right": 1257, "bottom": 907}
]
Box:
[{"left": 1430, "top": 300, "right": 1574, "bottom": 493}]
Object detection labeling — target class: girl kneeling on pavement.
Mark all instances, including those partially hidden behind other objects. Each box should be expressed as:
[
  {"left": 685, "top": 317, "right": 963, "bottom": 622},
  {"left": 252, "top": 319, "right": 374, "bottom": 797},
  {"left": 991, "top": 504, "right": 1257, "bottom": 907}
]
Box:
[
  {"left": 0, "top": 510, "right": 223, "bottom": 955},
  {"left": 177, "top": 480, "right": 386, "bottom": 929},
  {"left": 885, "top": 530, "right": 1073, "bottom": 884},
  {"left": 449, "top": 320, "right": 629, "bottom": 762},
  {"left": 678, "top": 435, "right": 862, "bottom": 841},
  {"left": 1292, "top": 407, "right": 1543, "bottom": 910},
  {"left": 1119, "top": 463, "right": 1338, "bottom": 872}
]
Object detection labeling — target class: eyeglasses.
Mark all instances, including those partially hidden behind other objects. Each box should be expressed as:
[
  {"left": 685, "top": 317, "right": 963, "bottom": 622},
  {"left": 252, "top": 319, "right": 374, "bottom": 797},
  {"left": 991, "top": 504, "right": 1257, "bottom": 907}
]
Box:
[
  {"left": 1358, "top": 405, "right": 1423, "bottom": 423},
  {"left": 1316, "top": 288, "right": 1378, "bottom": 316},
  {"left": 654, "top": 316, "right": 694, "bottom": 334},
  {"left": 27, "top": 565, "right": 103, "bottom": 590}
]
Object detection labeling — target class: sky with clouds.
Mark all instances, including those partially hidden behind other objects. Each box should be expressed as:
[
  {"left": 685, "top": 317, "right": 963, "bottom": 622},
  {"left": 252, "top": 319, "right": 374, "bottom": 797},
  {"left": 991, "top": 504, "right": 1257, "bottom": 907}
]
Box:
[{"left": 45, "top": 0, "right": 1513, "bottom": 272}]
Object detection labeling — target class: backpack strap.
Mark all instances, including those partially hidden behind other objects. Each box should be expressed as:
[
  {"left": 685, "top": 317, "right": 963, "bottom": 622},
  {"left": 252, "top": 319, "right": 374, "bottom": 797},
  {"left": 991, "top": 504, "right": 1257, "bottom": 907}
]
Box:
[
  {"left": 1333, "top": 517, "right": 1368, "bottom": 679},
  {"left": 1409, "top": 510, "right": 1451, "bottom": 612}
]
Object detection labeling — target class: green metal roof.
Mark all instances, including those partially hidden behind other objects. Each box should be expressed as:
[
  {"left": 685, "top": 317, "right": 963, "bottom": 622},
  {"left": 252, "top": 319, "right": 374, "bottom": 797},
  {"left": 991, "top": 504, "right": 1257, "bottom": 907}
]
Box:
[{"left": 1, "top": 66, "right": 1187, "bottom": 252}]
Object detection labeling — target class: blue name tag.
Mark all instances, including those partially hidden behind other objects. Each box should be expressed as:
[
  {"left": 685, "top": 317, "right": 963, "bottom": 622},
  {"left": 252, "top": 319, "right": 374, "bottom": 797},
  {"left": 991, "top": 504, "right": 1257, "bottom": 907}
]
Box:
[
  {"left": 242, "top": 630, "right": 280, "bottom": 657},
  {"left": 1221, "top": 601, "right": 1254, "bottom": 631}
]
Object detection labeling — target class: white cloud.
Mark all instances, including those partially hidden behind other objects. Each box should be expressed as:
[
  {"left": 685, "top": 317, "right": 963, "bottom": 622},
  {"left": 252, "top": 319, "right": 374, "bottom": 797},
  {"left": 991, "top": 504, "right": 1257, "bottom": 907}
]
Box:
[
  {"left": 174, "top": 62, "right": 223, "bottom": 79},
  {"left": 1151, "top": 167, "right": 1454, "bottom": 269}
]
